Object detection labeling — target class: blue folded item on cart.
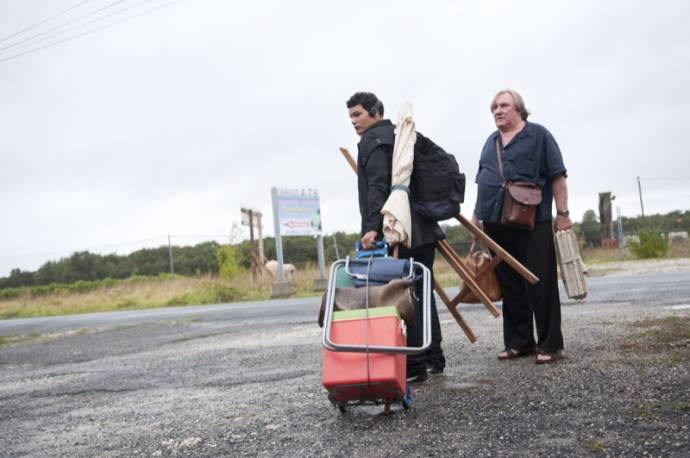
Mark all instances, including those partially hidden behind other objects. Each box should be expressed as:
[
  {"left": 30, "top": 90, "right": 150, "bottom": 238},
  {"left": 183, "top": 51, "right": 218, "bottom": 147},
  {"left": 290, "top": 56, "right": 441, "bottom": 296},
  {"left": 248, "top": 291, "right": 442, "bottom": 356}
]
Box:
[
  {"left": 354, "top": 240, "right": 389, "bottom": 259},
  {"left": 347, "top": 258, "right": 412, "bottom": 287}
]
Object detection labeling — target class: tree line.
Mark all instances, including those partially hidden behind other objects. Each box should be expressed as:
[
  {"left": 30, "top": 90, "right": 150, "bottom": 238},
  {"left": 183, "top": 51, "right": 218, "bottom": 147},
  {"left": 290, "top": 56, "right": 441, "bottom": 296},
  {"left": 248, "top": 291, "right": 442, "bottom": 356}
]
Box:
[
  {"left": 0, "top": 227, "right": 473, "bottom": 290},
  {"left": 577, "top": 209, "right": 690, "bottom": 248},
  {"left": 2, "top": 210, "right": 687, "bottom": 289}
]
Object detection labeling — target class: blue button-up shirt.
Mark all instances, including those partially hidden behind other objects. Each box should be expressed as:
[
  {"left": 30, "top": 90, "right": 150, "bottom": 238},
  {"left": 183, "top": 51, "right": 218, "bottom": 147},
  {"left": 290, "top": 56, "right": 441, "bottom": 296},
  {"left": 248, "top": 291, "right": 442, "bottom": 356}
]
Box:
[{"left": 474, "top": 122, "right": 567, "bottom": 223}]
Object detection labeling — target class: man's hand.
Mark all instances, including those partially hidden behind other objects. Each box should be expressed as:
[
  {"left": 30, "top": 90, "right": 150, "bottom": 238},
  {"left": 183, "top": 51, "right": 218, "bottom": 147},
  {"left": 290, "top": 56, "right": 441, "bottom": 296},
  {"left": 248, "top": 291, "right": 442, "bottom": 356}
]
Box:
[
  {"left": 471, "top": 214, "right": 483, "bottom": 238},
  {"left": 361, "top": 230, "right": 378, "bottom": 250},
  {"left": 554, "top": 215, "right": 573, "bottom": 231}
]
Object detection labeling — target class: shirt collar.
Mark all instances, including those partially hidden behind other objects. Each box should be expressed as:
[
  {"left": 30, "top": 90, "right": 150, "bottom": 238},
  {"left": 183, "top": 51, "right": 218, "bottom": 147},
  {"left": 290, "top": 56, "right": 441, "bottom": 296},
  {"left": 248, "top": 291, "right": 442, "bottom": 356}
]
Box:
[
  {"left": 367, "top": 119, "right": 392, "bottom": 131},
  {"left": 492, "top": 121, "right": 534, "bottom": 142}
]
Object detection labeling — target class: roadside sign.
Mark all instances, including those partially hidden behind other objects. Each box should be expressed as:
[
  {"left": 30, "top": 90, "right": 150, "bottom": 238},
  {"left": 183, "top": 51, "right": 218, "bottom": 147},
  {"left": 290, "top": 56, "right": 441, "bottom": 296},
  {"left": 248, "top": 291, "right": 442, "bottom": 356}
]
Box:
[
  {"left": 274, "top": 188, "right": 322, "bottom": 236},
  {"left": 270, "top": 187, "right": 326, "bottom": 286},
  {"left": 240, "top": 207, "right": 262, "bottom": 228}
]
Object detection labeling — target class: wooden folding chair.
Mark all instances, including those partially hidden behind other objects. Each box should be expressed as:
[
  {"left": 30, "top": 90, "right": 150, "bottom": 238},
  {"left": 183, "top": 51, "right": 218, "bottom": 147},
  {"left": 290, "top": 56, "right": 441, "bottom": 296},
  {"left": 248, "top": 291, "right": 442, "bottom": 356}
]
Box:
[{"left": 339, "top": 147, "right": 539, "bottom": 343}]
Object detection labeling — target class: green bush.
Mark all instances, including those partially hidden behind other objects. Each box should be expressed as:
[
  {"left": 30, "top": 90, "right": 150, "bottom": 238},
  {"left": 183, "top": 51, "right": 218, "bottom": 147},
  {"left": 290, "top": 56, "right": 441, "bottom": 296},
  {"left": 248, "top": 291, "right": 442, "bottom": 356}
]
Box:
[
  {"left": 629, "top": 230, "right": 668, "bottom": 259},
  {"left": 0, "top": 288, "right": 22, "bottom": 300},
  {"left": 217, "top": 245, "right": 244, "bottom": 279}
]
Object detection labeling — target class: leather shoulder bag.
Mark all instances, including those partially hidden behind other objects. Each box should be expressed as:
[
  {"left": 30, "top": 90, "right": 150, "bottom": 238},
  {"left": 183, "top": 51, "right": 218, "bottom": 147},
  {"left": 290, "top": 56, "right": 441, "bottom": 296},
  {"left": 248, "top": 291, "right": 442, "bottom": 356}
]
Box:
[{"left": 495, "top": 137, "right": 542, "bottom": 231}]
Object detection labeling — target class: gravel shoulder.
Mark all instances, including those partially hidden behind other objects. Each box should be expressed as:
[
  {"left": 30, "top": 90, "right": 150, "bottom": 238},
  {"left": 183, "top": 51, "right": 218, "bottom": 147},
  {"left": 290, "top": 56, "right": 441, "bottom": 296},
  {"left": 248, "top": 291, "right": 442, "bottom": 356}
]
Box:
[
  {"left": 586, "top": 257, "right": 690, "bottom": 277},
  {"left": 0, "top": 267, "right": 689, "bottom": 456}
]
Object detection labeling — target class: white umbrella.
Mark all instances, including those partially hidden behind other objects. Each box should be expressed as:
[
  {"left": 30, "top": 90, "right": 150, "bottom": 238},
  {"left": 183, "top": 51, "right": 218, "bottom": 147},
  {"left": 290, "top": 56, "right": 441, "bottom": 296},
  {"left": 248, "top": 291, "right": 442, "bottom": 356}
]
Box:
[{"left": 382, "top": 101, "right": 416, "bottom": 249}]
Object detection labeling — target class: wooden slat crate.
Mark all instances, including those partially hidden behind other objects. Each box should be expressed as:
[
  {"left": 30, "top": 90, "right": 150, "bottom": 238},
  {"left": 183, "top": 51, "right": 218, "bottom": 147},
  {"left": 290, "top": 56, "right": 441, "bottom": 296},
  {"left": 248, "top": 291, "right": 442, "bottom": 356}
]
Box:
[{"left": 554, "top": 229, "right": 587, "bottom": 300}]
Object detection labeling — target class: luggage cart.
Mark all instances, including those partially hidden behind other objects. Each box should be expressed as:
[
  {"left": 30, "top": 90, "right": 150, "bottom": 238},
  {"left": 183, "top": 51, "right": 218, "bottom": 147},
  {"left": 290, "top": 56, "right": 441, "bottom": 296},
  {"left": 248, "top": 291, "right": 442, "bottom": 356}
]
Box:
[{"left": 321, "top": 253, "right": 432, "bottom": 414}]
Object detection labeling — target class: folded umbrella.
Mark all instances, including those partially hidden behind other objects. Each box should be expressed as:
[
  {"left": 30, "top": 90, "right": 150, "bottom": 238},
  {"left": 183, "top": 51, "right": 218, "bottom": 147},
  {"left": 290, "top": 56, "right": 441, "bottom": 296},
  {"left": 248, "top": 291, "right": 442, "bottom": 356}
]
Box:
[{"left": 382, "top": 101, "right": 416, "bottom": 248}]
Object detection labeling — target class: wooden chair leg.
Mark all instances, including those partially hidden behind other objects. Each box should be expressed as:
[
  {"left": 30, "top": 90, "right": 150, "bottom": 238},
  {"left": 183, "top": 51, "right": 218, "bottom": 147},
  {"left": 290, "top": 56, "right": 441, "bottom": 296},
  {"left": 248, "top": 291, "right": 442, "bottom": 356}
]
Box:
[
  {"left": 456, "top": 215, "right": 539, "bottom": 284},
  {"left": 437, "top": 240, "right": 501, "bottom": 318},
  {"left": 434, "top": 279, "right": 477, "bottom": 343}
]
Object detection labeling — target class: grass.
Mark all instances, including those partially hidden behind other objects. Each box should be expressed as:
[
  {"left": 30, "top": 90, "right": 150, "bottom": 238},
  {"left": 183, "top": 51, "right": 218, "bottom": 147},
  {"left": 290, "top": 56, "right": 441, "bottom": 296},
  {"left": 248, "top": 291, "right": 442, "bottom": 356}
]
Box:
[
  {"left": 2, "top": 247, "right": 688, "bottom": 320},
  {"left": 582, "top": 240, "right": 690, "bottom": 264},
  {"left": 0, "top": 256, "right": 464, "bottom": 320},
  {"left": 581, "top": 247, "right": 631, "bottom": 264},
  {"left": 615, "top": 316, "right": 690, "bottom": 424},
  {"left": 617, "top": 316, "right": 690, "bottom": 368},
  {"left": 631, "top": 401, "right": 662, "bottom": 420},
  {"left": 671, "top": 401, "right": 690, "bottom": 411},
  {"left": 0, "top": 274, "right": 262, "bottom": 320},
  {"left": 0, "top": 333, "right": 42, "bottom": 346},
  {"left": 582, "top": 438, "right": 607, "bottom": 453},
  {"left": 630, "top": 316, "right": 690, "bottom": 349},
  {"left": 0, "top": 267, "right": 333, "bottom": 320}
]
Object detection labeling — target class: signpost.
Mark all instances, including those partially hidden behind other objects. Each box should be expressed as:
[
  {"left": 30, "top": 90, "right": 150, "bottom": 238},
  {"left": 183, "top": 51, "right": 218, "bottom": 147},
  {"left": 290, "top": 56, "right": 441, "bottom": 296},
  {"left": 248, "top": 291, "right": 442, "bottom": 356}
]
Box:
[
  {"left": 271, "top": 187, "right": 327, "bottom": 297},
  {"left": 241, "top": 207, "right": 266, "bottom": 283}
]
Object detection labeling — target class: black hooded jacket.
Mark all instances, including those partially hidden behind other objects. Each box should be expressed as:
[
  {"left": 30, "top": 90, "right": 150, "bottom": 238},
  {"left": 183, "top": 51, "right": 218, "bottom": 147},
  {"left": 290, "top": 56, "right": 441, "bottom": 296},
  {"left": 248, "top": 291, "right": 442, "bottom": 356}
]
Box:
[{"left": 357, "top": 120, "right": 445, "bottom": 248}]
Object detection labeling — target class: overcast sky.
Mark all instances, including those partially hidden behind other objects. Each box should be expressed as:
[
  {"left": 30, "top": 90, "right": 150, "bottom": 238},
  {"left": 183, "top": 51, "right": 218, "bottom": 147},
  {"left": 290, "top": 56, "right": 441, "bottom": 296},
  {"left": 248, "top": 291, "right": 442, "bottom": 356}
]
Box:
[{"left": 1, "top": 0, "right": 689, "bottom": 276}]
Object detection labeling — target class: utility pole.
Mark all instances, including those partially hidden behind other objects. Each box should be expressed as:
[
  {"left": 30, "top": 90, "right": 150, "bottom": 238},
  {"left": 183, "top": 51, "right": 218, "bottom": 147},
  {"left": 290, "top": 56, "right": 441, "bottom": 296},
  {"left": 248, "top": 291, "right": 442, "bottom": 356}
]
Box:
[
  {"left": 616, "top": 206, "right": 624, "bottom": 252},
  {"left": 248, "top": 209, "right": 257, "bottom": 283},
  {"left": 167, "top": 234, "right": 174, "bottom": 274},
  {"left": 637, "top": 176, "right": 645, "bottom": 217}
]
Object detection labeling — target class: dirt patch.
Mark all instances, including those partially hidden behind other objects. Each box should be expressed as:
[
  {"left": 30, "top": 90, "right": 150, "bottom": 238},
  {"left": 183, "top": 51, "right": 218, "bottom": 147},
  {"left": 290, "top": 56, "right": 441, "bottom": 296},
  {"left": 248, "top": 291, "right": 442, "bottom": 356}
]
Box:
[{"left": 619, "top": 316, "right": 690, "bottom": 362}]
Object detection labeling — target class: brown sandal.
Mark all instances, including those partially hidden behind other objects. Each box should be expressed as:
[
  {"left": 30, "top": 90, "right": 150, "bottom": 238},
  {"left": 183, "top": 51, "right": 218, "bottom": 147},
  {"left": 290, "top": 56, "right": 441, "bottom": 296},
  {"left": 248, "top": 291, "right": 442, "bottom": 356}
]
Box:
[
  {"left": 535, "top": 351, "right": 561, "bottom": 365},
  {"left": 497, "top": 347, "right": 535, "bottom": 361}
]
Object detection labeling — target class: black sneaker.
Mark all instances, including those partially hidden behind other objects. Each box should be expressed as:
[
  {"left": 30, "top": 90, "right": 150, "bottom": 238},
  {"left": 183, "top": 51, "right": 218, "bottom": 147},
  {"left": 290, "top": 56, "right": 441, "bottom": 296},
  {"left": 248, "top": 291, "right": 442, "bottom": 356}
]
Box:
[
  {"left": 406, "top": 370, "right": 428, "bottom": 384},
  {"left": 429, "top": 365, "right": 445, "bottom": 375}
]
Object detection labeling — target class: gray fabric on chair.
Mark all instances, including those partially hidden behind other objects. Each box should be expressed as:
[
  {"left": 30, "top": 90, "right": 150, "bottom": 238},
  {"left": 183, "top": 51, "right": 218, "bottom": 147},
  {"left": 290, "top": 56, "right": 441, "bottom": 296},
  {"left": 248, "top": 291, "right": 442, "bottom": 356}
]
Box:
[{"left": 318, "top": 278, "right": 415, "bottom": 327}]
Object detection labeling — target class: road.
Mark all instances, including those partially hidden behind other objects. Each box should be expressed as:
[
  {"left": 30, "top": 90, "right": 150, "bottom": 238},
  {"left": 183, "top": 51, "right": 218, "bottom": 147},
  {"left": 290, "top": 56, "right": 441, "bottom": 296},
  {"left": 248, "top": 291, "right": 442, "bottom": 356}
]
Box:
[
  {"left": 1, "top": 271, "right": 689, "bottom": 457},
  {"left": 2, "top": 272, "right": 689, "bottom": 338}
]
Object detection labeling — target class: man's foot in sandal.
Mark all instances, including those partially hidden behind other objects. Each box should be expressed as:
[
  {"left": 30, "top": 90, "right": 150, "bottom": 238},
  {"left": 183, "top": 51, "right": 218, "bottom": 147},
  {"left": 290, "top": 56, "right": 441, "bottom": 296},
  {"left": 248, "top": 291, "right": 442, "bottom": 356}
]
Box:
[
  {"left": 535, "top": 351, "right": 561, "bottom": 365},
  {"left": 497, "top": 347, "right": 535, "bottom": 361}
]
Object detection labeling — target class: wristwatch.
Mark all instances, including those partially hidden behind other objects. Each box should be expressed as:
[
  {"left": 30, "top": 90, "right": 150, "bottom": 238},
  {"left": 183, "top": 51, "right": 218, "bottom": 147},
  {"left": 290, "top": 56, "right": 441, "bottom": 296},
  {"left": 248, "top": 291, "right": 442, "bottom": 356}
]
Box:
[{"left": 557, "top": 209, "right": 570, "bottom": 217}]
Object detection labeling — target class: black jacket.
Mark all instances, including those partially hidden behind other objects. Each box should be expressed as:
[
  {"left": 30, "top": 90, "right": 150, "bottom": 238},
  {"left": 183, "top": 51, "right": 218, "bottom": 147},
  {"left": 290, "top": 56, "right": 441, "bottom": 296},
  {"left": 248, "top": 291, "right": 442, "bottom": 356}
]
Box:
[{"left": 357, "top": 120, "right": 445, "bottom": 248}]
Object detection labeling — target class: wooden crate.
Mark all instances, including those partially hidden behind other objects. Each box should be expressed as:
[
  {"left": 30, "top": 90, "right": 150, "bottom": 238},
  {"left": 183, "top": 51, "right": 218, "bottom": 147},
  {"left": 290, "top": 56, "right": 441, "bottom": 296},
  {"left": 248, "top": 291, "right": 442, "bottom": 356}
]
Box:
[{"left": 554, "top": 229, "right": 587, "bottom": 300}]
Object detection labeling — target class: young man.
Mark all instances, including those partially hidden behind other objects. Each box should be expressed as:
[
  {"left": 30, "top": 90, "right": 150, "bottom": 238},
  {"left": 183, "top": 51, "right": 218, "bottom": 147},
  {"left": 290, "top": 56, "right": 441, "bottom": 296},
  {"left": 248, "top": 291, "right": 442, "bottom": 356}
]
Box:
[{"left": 346, "top": 91, "right": 446, "bottom": 382}]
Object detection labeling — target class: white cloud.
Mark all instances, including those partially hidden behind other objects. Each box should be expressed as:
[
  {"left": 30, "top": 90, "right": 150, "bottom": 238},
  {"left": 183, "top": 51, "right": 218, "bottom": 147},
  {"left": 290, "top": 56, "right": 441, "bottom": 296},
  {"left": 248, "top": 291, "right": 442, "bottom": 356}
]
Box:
[{"left": 1, "top": 0, "right": 689, "bottom": 275}]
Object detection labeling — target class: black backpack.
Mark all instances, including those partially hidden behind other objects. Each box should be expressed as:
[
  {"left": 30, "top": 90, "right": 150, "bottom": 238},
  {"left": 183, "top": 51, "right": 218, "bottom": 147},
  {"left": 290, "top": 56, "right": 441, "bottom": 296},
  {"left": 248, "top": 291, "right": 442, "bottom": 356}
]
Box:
[{"left": 409, "top": 132, "right": 466, "bottom": 221}]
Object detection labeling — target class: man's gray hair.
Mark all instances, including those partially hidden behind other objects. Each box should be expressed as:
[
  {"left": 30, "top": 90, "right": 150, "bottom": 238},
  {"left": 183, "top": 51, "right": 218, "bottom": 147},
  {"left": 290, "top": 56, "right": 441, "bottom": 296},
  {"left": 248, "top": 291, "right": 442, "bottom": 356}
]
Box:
[{"left": 491, "top": 89, "right": 530, "bottom": 121}]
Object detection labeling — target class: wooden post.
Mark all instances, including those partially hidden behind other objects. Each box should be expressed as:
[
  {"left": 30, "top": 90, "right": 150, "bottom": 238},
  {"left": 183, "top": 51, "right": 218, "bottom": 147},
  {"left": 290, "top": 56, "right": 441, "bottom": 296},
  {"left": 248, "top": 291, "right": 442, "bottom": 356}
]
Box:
[
  {"left": 248, "top": 210, "right": 257, "bottom": 283},
  {"left": 256, "top": 211, "right": 265, "bottom": 265}
]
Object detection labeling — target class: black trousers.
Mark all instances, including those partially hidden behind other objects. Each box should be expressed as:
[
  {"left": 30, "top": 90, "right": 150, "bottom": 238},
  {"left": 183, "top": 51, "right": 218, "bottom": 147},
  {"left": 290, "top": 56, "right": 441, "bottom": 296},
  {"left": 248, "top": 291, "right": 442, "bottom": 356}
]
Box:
[
  {"left": 399, "top": 243, "right": 445, "bottom": 374},
  {"left": 484, "top": 222, "right": 564, "bottom": 353}
]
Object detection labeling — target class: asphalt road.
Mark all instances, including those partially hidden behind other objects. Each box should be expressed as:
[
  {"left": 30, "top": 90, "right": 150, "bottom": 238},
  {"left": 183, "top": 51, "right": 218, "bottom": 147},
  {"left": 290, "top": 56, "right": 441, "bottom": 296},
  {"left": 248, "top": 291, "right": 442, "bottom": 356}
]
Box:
[
  {"left": 1, "top": 272, "right": 689, "bottom": 457},
  {"left": 2, "top": 272, "right": 689, "bottom": 338}
]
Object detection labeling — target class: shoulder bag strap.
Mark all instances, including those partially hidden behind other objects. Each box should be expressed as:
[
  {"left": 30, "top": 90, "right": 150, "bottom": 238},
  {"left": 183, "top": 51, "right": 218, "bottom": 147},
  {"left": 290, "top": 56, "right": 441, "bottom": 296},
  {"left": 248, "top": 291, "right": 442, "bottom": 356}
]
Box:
[{"left": 495, "top": 136, "right": 505, "bottom": 181}]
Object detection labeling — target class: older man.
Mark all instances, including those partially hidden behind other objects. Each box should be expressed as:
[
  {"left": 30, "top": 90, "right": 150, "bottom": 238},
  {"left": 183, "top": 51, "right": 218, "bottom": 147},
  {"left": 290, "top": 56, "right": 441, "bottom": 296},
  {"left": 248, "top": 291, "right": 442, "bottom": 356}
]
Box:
[{"left": 472, "top": 89, "right": 572, "bottom": 364}]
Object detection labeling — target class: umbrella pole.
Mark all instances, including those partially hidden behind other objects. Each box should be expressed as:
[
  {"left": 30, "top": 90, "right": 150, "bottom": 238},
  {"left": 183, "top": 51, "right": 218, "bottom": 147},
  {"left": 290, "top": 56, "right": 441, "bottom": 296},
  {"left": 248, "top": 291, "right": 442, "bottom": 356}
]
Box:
[{"left": 339, "top": 147, "right": 358, "bottom": 174}]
